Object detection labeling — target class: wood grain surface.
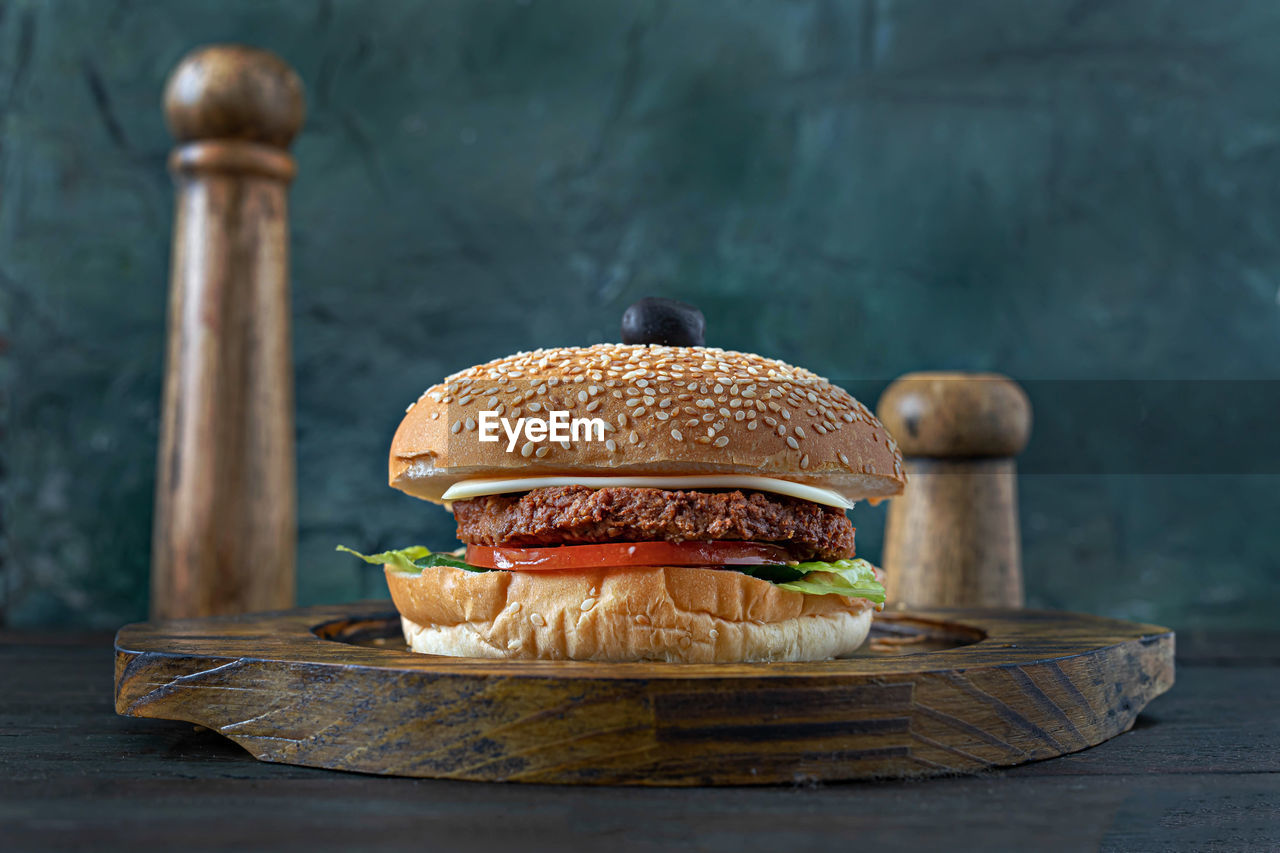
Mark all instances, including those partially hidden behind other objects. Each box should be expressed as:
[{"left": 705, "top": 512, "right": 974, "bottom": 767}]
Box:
[
  {"left": 150, "top": 45, "right": 304, "bottom": 620},
  {"left": 114, "top": 603, "right": 1173, "bottom": 785},
  {"left": 6, "top": 632, "right": 1271, "bottom": 852},
  {"left": 879, "top": 373, "right": 1033, "bottom": 609}
]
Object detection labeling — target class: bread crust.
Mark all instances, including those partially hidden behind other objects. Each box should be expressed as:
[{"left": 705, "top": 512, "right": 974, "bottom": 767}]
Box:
[
  {"left": 385, "top": 564, "right": 877, "bottom": 662},
  {"left": 390, "top": 344, "right": 905, "bottom": 504}
]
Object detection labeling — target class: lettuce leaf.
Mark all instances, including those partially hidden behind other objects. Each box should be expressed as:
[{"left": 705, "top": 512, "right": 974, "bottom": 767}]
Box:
[
  {"left": 733, "top": 563, "right": 807, "bottom": 584},
  {"left": 337, "top": 546, "right": 883, "bottom": 601},
  {"left": 336, "top": 545, "right": 488, "bottom": 573},
  {"left": 773, "top": 558, "right": 885, "bottom": 603}
]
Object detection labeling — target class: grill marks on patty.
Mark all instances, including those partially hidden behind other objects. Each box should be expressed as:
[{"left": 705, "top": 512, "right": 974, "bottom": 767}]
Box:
[{"left": 452, "top": 485, "right": 855, "bottom": 562}]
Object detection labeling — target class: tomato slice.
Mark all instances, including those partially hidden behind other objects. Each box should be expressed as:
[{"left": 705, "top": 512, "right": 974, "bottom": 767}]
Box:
[{"left": 465, "top": 541, "right": 794, "bottom": 572}]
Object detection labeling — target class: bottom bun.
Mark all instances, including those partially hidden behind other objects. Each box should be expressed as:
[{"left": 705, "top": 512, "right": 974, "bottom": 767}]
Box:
[{"left": 385, "top": 563, "right": 876, "bottom": 663}]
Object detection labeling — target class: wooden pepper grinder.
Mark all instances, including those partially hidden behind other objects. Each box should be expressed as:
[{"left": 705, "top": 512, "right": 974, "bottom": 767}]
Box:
[
  {"left": 150, "top": 45, "right": 305, "bottom": 620},
  {"left": 877, "top": 373, "right": 1032, "bottom": 609}
]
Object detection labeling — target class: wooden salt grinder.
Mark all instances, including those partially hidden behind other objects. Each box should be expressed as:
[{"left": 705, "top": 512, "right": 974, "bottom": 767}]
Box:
[
  {"left": 151, "top": 45, "right": 305, "bottom": 620},
  {"left": 877, "top": 373, "right": 1032, "bottom": 609}
]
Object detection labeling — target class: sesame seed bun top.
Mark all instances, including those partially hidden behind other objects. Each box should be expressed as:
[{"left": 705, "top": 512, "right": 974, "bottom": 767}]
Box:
[{"left": 389, "top": 344, "right": 906, "bottom": 504}]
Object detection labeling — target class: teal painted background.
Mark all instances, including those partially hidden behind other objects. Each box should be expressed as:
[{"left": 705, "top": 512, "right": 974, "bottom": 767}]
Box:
[{"left": 3, "top": 0, "right": 1278, "bottom": 630}]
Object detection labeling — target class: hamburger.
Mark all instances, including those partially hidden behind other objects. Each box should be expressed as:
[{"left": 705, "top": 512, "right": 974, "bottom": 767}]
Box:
[{"left": 342, "top": 343, "right": 905, "bottom": 662}]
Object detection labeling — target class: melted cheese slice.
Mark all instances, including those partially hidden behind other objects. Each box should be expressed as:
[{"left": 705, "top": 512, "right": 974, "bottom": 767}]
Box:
[{"left": 440, "top": 475, "right": 854, "bottom": 509}]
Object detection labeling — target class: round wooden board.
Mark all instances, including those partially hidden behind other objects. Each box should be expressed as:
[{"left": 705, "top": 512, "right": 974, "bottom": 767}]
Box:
[{"left": 114, "top": 603, "right": 1173, "bottom": 786}]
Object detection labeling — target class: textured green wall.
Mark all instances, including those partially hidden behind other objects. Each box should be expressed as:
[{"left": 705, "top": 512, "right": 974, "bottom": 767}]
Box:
[{"left": 3, "top": 0, "right": 1278, "bottom": 629}]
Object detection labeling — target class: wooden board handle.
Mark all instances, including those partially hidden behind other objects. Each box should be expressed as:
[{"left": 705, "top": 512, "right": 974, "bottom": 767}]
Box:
[
  {"left": 150, "top": 45, "right": 305, "bottom": 620},
  {"left": 877, "top": 372, "right": 1032, "bottom": 609}
]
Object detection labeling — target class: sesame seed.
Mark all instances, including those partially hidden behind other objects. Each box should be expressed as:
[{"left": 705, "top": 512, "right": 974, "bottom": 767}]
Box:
[
  {"left": 520, "top": 442, "right": 535, "bottom": 457},
  {"left": 786, "top": 436, "right": 800, "bottom": 450},
  {"left": 605, "top": 439, "right": 618, "bottom": 452},
  {"left": 794, "top": 426, "right": 805, "bottom": 439},
  {"left": 529, "top": 613, "right": 546, "bottom": 627},
  {"left": 671, "top": 429, "right": 684, "bottom": 441},
  {"left": 747, "top": 420, "right": 759, "bottom": 431},
  {"left": 713, "top": 435, "right": 729, "bottom": 447},
  {"left": 629, "top": 430, "right": 639, "bottom": 444},
  {"left": 634, "top": 407, "right": 647, "bottom": 417},
  {"left": 578, "top": 390, "right": 588, "bottom": 403},
  {"left": 585, "top": 400, "right": 601, "bottom": 412},
  {"left": 839, "top": 452, "right": 850, "bottom": 465},
  {"left": 560, "top": 440, "right": 571, "bottom": 450},
  {"left": 625, "top": 398, "right": 641, "bottom": 407},
  {"left": 450, "top": 420, "right": 462, "bottom": 434},
  {"left": 430, "top": 411, "right": 439, "bottom": 420},
  {"left": 464, "top": 417, "right": 476, "bottom": 431},
  {"left": 800, "top": 454, "right": 809, "bottom": 468},
  {"left": 776, "top": 424, "right": 786, "bottom": 436},
  {"left": 535, "top": 445, "right": 550, "bottom": 458},
  {"left": 656, "top": 411, "right": 670, "bottom": 421}
]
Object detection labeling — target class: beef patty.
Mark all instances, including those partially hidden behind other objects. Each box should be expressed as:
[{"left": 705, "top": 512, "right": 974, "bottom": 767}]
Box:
[{"left": 452, "top": 485, "right": 854, "bottom": 561}]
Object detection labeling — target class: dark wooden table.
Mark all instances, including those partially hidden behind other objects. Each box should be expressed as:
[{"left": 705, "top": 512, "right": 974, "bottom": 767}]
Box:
[{"left": 3, "top": 630, "right": 1277, "bottom": 852}]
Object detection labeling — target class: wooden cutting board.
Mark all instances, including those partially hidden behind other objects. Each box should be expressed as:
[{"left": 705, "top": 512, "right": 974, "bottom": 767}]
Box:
[{"left": 114, "top": 603, "right": 1173, "bottom": 785}]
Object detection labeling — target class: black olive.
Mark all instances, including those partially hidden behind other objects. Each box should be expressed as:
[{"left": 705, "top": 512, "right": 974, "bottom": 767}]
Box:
[{"left": 621, "top": 297, "right": 706, "bottom": 347}]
